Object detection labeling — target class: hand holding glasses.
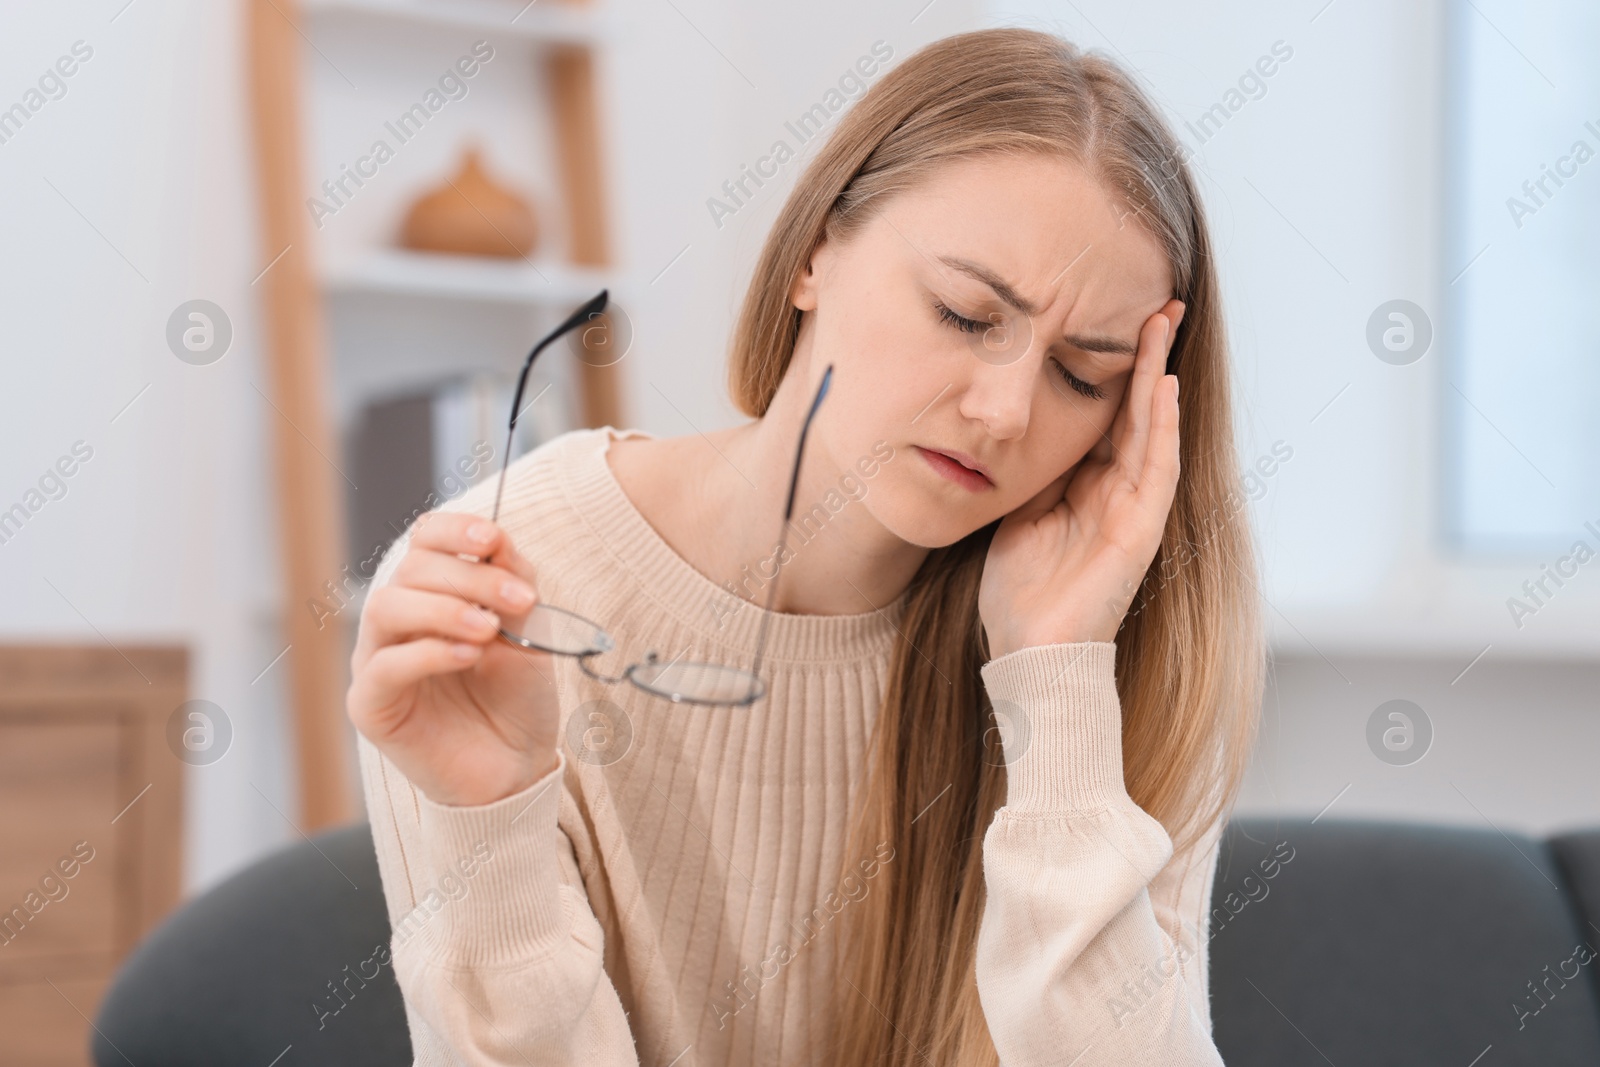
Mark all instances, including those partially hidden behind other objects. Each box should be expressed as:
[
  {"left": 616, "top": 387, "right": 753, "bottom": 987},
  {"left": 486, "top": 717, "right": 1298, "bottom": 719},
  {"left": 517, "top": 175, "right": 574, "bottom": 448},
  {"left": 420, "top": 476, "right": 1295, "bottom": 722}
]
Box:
[{"left": 486, "top": 290, "right": 834, "bottom": 708}]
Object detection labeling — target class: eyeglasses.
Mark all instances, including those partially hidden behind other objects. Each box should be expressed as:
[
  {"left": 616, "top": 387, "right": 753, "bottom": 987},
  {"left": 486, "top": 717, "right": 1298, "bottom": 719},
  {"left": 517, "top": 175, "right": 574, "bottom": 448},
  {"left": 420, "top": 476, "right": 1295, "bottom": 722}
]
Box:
[{"left": 485, "top": 289, "right": 833, "bottom": 707}]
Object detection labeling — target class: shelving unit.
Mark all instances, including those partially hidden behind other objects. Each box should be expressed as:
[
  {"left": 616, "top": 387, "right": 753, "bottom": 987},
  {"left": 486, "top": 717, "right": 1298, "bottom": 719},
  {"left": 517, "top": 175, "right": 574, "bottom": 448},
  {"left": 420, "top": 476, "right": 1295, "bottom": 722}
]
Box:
[
  {"left": 248, "top": 0, "right": 622, "bottom": 828},
  {"left": 322, "top": 247, "right": 612, "bottom": 306},
  {"left": 300, "top": 0, "right": 611, "bottom": 43}
]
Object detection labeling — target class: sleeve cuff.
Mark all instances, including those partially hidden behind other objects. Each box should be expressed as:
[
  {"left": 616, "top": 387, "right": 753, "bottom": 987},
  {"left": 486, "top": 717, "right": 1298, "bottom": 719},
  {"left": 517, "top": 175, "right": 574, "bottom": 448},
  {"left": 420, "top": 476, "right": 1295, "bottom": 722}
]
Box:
[
  {"left": 979, "top": 641, "right": 1128, "bottom": 815},
  {"left": 400, "top": 747, "right": 573, "bottom": 966}
]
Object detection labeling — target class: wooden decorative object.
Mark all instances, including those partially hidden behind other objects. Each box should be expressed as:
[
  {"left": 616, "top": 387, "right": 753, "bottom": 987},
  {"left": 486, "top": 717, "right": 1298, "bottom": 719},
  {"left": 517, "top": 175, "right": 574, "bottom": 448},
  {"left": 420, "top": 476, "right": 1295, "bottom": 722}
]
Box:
[
  {"left": 0, "top": 645, "right": 186, "bottom": 1067},
  {"left": 246, "top": 0, "right": 355, "bottom": 831},
  {"left": 400, "top": 145, "right": 540, "bottom": 259}
]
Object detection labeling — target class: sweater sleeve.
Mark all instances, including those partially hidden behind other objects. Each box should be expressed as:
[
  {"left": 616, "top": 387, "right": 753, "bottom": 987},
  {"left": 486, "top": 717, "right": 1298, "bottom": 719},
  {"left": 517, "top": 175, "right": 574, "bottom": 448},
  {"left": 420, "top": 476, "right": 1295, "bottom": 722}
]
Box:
[
  {"left": 975, "top": 641, "right": 1227, "bottom": 1066},
  {"left": 354, "top": 522, "right": 642, "bottom": 1066}
]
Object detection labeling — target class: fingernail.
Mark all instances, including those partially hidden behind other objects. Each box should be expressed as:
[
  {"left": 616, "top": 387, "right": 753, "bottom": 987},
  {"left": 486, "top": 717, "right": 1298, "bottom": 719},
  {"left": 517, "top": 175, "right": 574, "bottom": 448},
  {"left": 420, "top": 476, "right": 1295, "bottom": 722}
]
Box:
[
  {"left": 452, "top": 642, "right": 479, "bottom": 660},
  {"left": 501, "top": 580, "right": 535, "bottom": 607},
  {"left": 467, "top": 521, "right": 495, "bottom": 544}
]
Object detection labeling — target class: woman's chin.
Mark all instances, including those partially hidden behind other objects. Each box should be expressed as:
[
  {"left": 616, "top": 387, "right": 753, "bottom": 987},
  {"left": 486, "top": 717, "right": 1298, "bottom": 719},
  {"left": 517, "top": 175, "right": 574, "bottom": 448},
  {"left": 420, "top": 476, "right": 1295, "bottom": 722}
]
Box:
[{"left": 873, "top": 494, "right": 988, "bottom": 550}]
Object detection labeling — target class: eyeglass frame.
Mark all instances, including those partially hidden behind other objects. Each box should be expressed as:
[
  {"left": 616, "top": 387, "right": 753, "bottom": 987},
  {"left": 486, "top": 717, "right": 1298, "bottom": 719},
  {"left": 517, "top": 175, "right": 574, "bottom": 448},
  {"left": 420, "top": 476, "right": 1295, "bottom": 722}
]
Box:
[{"left": 483, "top": 289, "right": 834, "bottom": 708}]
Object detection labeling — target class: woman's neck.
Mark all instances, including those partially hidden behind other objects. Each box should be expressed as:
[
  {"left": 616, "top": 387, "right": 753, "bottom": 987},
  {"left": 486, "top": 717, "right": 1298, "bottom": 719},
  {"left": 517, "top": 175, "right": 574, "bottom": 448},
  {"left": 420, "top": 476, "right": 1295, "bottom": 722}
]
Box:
[{"left": 606, "top": 373, "right": 929, "bottom": 619}]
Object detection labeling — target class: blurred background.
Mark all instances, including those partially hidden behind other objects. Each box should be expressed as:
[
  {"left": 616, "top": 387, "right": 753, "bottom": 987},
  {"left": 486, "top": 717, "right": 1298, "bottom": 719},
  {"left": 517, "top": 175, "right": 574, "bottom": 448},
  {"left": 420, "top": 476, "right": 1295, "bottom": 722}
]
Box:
[{"left": 1, "top": 0, "right": 1596, "bottom": 1060}]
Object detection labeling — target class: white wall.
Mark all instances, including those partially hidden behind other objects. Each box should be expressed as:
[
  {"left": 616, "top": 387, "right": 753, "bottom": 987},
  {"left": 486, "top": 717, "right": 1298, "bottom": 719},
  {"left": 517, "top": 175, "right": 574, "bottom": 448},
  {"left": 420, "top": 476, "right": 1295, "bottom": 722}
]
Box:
[
  {"left": 0, "top": 1, "right": 297, "bottom": 894},
  {"left": 1245, "top": 652, "right": 1600, "bottom": 837}
]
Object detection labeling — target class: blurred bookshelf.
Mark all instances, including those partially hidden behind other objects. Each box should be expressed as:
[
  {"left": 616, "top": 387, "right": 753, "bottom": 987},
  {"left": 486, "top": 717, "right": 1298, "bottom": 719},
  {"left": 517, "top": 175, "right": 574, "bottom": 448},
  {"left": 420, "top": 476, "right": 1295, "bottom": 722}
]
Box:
[
  {"left": 301, "top": 0, "right": 611, "bottom": 43},
  {"left": 322, "top": 247, "right": 611, "bottom": 305},
  {"left": 249, "top": 0, "right": 623, "bottom": 827}
]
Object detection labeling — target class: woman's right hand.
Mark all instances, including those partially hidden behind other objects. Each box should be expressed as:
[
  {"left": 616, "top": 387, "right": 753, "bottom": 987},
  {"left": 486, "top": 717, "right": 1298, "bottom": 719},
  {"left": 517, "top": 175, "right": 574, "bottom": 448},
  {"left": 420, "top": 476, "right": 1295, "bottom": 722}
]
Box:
[{"left": 347, "top": 511, "right": 562, "bottom": 807}]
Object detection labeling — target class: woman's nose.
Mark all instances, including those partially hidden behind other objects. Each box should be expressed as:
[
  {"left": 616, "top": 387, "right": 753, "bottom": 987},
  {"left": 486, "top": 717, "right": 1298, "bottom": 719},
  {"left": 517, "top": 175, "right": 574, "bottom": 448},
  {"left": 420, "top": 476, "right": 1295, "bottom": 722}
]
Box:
[{"left": 956, "top": 355, "right": 1034, "bottom": 440}]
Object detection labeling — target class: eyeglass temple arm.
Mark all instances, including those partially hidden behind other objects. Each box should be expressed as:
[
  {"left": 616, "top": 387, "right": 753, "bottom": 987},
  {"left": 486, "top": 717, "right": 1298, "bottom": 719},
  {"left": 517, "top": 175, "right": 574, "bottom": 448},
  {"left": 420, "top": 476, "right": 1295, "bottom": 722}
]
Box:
[
  {"left": 490, "top": 289, "right": 610, "bottom": 526},
  {"left": 747, "top": 364, "right": 833, "bottom": 693}
]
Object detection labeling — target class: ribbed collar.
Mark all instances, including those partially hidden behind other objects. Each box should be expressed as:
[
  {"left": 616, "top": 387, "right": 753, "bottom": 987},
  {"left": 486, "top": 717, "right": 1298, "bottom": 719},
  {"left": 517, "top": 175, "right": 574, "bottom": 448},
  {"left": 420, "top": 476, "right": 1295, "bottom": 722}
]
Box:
[{"left": 556, "top": 426, "right": 909, "bottom": 666}]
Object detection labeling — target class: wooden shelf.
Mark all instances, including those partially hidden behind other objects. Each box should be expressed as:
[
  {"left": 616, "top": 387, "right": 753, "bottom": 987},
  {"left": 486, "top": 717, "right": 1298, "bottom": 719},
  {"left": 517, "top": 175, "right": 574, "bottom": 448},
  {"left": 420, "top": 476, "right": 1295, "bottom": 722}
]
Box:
[
  {"left": 300, "top": 0, "right": 607, "bottom": 44},
  {"left": 322, "top": 249, "right": 611, "bottom": 307}
]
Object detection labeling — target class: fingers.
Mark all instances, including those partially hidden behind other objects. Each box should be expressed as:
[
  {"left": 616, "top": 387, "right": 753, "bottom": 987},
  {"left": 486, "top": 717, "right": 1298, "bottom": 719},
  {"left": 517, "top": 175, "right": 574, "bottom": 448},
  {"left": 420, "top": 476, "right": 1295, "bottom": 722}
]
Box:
[
  {"left": 410, "top": 511, "right": 537, "bottom": 581},
  {"left": 396, "top": 545, "right": 538, "bottom": 618},
  {"left": 1115, "top": 300, "right": 1184, "bottom": 481},
  {"left": 351, "top": 637, "right": 483, "bottom": 729},
  {"left": 404, "top": 511, "right": 540, "bottom": 603},
  {"left": 1142, "top": 373, "right": 1181, "bottom": 505},
  {"left": 360, "top": 584, "right": 505, "bottom": 654},
  {"left": 356, "top": 512, "right": 542, "bottom": 663}
]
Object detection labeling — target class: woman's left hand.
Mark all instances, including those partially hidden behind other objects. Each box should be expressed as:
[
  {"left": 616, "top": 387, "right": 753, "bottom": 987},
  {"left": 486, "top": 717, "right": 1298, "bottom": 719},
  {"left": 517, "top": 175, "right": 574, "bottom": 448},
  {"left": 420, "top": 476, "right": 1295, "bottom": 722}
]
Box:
[{"left": 979, "top": 299, "right": 1185, "bottom": 657}]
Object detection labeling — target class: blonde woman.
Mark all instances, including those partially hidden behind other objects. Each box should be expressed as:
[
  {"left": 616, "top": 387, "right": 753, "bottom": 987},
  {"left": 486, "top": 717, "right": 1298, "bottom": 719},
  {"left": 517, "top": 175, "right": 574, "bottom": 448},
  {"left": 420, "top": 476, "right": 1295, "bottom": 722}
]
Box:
[{"left": 348, "top": 26, "right": 1262, "bottom": 1067}]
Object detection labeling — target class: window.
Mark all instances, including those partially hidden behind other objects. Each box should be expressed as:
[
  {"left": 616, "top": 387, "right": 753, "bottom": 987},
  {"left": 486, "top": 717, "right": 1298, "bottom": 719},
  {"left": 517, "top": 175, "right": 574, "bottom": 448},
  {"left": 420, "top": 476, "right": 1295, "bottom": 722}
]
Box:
[{"left": 1445, "top": 0, "right": 1600, "bottom": 554}]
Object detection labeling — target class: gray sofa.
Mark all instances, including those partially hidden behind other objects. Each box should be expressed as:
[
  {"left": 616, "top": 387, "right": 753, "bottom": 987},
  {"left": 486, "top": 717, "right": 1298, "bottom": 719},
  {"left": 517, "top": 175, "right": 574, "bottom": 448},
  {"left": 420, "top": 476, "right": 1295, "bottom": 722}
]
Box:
[{"left": 92, "top": 816, "right": 1600, "bottom": 1064}]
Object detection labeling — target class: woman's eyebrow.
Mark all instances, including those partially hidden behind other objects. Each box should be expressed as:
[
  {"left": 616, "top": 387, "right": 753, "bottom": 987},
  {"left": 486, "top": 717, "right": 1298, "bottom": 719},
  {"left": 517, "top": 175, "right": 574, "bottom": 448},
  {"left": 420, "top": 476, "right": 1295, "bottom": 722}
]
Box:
[
  {"left": 1065, "top": 333, "right": 1139, "bottom": 358},
  {"left": 938, "top": 254, "right": 1042, "bottom": 315},
  {"left": 935, "top": 254, "right": 1139, "bottom": 358}
]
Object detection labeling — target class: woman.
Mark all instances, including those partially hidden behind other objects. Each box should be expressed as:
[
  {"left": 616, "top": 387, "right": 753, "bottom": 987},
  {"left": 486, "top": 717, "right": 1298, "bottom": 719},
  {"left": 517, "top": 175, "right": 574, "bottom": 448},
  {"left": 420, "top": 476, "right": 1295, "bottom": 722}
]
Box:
[{"left": 348, "top": 26, "right": 1262, "bottom": 1067}]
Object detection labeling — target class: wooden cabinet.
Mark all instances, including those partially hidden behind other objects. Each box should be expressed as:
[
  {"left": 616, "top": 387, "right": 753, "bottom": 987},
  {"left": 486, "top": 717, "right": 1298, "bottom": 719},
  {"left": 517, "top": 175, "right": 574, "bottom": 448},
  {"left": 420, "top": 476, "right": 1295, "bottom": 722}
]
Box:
[{"left": 0, "top": 647, "right": 185, "bottom": 1067}]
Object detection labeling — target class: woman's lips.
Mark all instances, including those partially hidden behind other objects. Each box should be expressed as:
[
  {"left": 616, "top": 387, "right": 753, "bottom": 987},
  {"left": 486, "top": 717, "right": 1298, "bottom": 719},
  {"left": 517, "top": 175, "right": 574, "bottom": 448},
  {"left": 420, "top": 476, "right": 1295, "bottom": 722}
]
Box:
[{"left": 915, "top": 446, "right": 993, "bottom": 491}]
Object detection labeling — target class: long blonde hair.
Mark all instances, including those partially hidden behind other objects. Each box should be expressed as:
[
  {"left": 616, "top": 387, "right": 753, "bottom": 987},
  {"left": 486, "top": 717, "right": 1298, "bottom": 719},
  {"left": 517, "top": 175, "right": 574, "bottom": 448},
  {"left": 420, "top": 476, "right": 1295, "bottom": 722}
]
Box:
[{"left": 726, "top": 28, "right": 1263, "bottom": 1066}]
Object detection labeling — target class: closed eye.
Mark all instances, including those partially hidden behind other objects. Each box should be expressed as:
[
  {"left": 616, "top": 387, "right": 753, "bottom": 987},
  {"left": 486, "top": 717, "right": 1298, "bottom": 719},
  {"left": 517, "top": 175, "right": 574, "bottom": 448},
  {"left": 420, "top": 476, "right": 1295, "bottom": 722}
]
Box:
[
  {"left": 934, "top": 300, "right": 990, "bottom": 336},
  {"left": 934, "top": 301, "right": 1108, "bottom": 402}
]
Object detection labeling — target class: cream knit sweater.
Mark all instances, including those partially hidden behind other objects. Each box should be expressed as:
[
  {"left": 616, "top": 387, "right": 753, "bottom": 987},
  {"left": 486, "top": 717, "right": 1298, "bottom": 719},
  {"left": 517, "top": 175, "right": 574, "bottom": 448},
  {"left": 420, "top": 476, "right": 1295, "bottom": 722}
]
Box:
[{"left": 356, "top": 425, "right": 1228, "bottom": 1066}]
